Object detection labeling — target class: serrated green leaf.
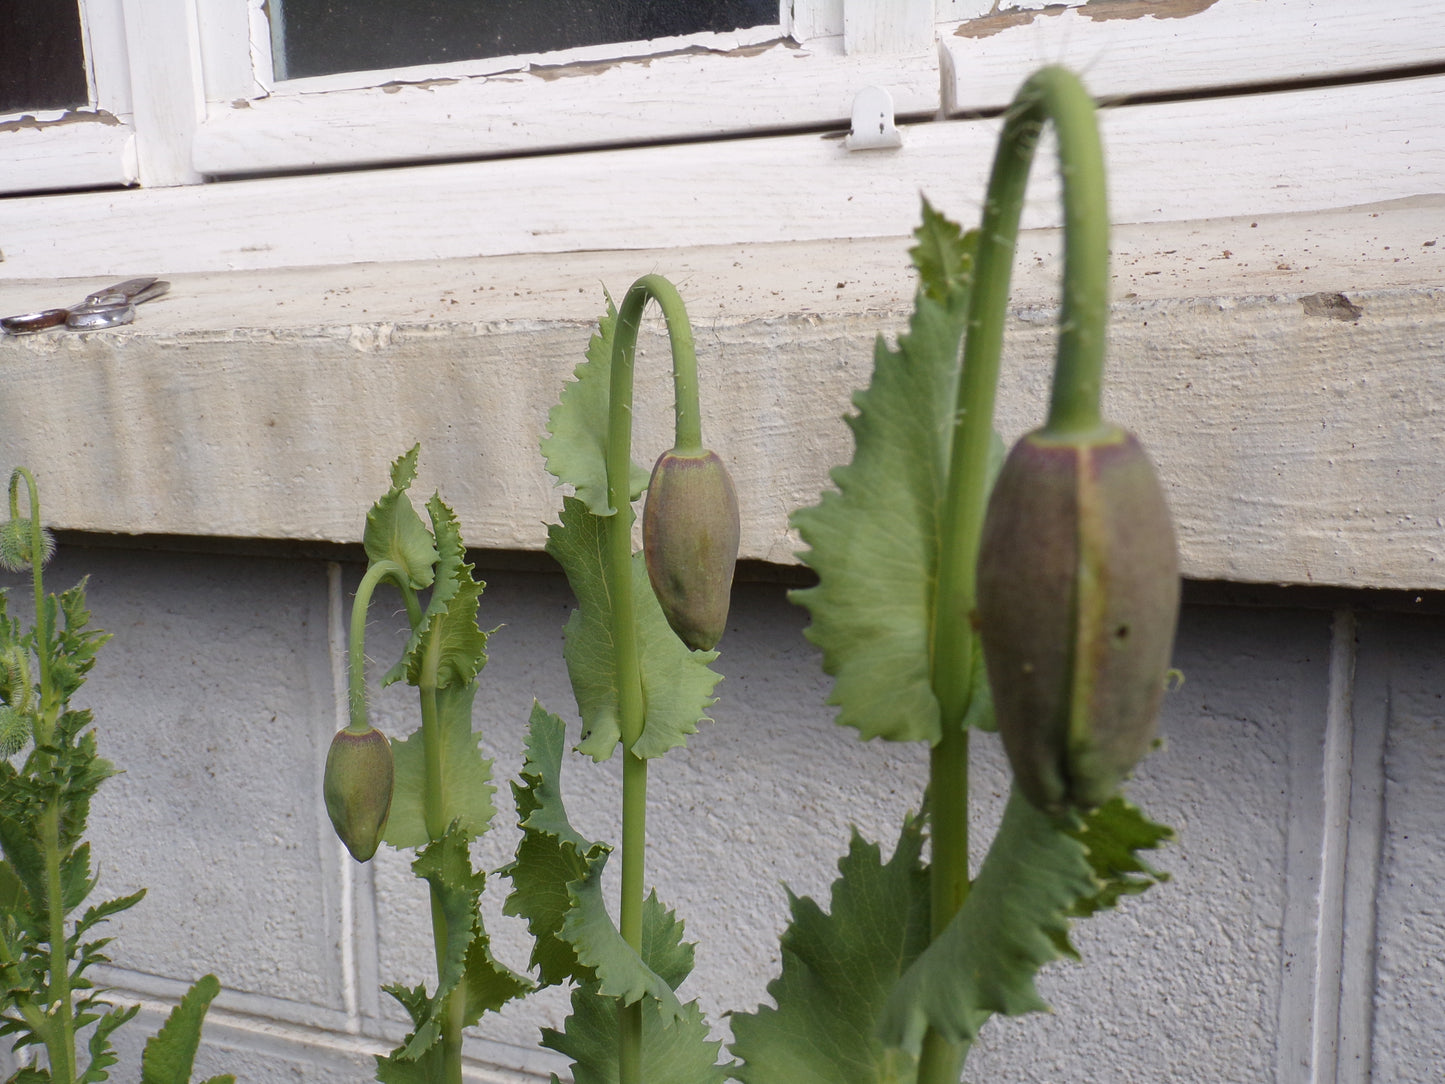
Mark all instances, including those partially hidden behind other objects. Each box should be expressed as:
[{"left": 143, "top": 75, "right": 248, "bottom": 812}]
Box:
[
  {"left": 76, "top": 1003, "right": 139, "bottom": 1084},
  {"left": 383, "top": 829, "right": 529, "bottom": 1067},
  {"left": 139, "top": 974, "right": 220, "bottom": 1084},
  {"left": 501, "top": 704, "right": 610, "bottom": 987},
  {"left": 383, "top": 684, "right": 494, "bottom": 850},
  {"left": 540, "top": 296, "right": 650, "bottom": 516},
  {"left": 363, "top": 446, "right": 438, "bottom": 590},
  {"left": 730, "top": 817, "right": 931, "bottom": 1084},
  {"left": 877, "top": 789, "right": 1170, "bottom": 1056},
  {"left": 561, "top": 860, "right": 687, "bottom": 1022},
  {"left": 546, "top": 497, "right": 721, "bottom": 762},
  {"left": 1066, "top": 795, "right": 1172, "bottom": 917},
  {"left": 543, "top": 985, "right": 728, "bottom": 1084},
  {"left": 73, "top": 889, "right": 145, "bottom": 940},
  {"left": 542, "top": 887, "right": 721, "bottom": 1084},
  {"left": 384, "top": 495, "right": 489, "bottom": 691},
  {"left": 790, "top": 203, "right": 982, "bottom": 745}
]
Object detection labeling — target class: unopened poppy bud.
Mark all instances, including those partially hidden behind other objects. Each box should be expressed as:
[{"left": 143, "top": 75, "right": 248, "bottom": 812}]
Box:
[
  {"left": 976, "top": 426, "right": 1179, "bottom": 815},
  {"left": 323, "top": 725, "right": 394, "bottom": 861},
  {"left": 642, "top": 448, "right": 740, "bottom": 651}
]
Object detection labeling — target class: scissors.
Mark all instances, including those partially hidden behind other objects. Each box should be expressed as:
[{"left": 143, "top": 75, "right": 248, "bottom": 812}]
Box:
[{"left": 1, "top": 277, "right": 171, "bottom": 334}]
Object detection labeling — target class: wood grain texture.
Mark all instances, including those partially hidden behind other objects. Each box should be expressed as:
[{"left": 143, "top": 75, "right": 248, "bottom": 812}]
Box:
[
  {"left": 1, "top": 200, "right": 1441, "bottom": 588},
  {"left": 944, "top": 0, "right": 1445, "bottom": 110},
  {"left": 5, "top": 73, "right": 1444, "bottom": 280}
]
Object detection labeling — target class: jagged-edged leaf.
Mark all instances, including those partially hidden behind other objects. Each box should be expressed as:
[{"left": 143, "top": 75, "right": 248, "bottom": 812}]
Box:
[
  {"left": 73, "top": 889, "right": 145, "bottom": 940},
  {"left": 540, "top": 296, "right": 650, "bottom": 516},
  {"left": 502, "top": 704, "right": 694, "bottom": 1020},
  {"left": 61, "top": 841, "right": 98, "bottom": 913},
  {"left": 877, "top": 789, "right": 1170, "bottom": 1056},
  {"left": 139, "top": 974, "right": 220, "bottom": 1084},
  {"left": 391, "top": 828, "right": 529, "bottom": 1062},
  {"left": 501, "top": 703, "right": 610, "bottom": 987},
  {"left": 0, "top": 814, "right": 45, "bottom": 911},
  {"left": 730, "top": 817, "right": 931, "bottom": 1084},
  {"left": 383, "top": 684, "right": 494, "bottom": 850},
  {"left": 76, "top": 1003, "right": 139, "bottom": 1084},
  {"left": 363, "top": 446, "right": 438, "bottom": 590},
  {"left": 459, "top": 926, "right": 533, "bottom": 1024},
  {"left": 790, "top": 202, "right": 982, "bottom": 745},
  {"left": 562, "top": 860, "right": 686, "bottom": 1023},
  {"left": 546, "top": 497, "right": 721, "bottom": 762},
  {"left": 1067, "top": 795, "right": 1173, "bottom": 918},
  {"left": 543, "top": 985, "right": 728, "bottom": 1084},
  {"left": 384, "top": 495, "right": 489, "bottom": 691}
]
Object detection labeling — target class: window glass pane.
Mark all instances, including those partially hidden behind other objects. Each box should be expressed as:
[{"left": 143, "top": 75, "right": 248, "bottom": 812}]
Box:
[
  {"left": 271, "top": 0, "right": 780, "bottom": 80},
  {"left": 0, "top": 0, "right": 88, "bottom": 113}
]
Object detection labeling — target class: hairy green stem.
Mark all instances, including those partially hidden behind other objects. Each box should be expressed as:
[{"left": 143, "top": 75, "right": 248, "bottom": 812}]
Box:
[
  {"left": 920, "top": 66, "right": 1111, "bottom": 1084},
  {"left": 604, "top": 274, "right": 698, "bottom": 1084},
  {"left": 9, "top": 469, "right": 54, "bottom": 741},
  {"left": 41, "top": 803, "right": 75, "bottom": 1084}
]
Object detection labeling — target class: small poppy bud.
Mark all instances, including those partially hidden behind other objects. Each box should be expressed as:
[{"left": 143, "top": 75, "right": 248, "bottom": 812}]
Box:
[
  {"left": 642, "top": 448, "right": 740, "bottom": 651},
  {"left": 323, "top": 726, "right": 395, "bottom": 861},
  {"left": 976, "top": 426, "right": 1179, "bottom": 815}
]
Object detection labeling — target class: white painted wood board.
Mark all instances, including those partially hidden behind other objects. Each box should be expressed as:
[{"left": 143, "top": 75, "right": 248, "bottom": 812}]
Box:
[
  {"left": 5, "top": 74, "right": 1444, "bottom": 280},
  {"left": 0, "top": 118, "right": 137, "bottom": 194},
  {"left": 191, "top": 36, "right": 939, "bottom": 175},
  {"left": 2, "top": 201, "right": 1442, "bottom": 589},
  {"left": 943, "top": 0, "right": 1445, "bottom": 111}
]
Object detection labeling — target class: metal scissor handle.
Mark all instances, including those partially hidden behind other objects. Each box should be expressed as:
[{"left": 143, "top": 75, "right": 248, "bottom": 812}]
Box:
[{"left": 1, "top": 277, "right": 171, "bottom": 334}]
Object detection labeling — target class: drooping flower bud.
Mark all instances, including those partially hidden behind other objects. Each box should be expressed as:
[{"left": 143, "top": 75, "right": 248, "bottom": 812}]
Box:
[
  {"left": 323, "top": 726, "right": 395, "bottom": 861},
  {"left": 642, "top": 448, "right": 740, "bottom": 651},
  {"left": 975, "top": 426, "right": 1179, "bottom": 815}
]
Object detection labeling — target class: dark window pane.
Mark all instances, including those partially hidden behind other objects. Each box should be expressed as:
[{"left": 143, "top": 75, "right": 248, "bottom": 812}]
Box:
[
  {"left": 0, "top": 0, "right": 89, "bottom": 113},
  {"left": 273, "top": 0, "right": 778, "bottom": 80}
]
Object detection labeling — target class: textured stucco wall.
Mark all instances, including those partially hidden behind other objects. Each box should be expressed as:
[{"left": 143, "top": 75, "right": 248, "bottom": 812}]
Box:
[{"left": 2, "top": 543, "right": 1440, "bottom": 1082}]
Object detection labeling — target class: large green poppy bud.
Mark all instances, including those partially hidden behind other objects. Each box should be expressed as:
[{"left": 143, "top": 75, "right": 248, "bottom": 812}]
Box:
[
  {"left": 323, "top": 726, "right": 394, "bottom": 861},
  {"left": 976, "top": 425, "right": 1179, "bottom": 815},
  {"left": 642, "top": 448, "right": 740, "bottom": 651}
]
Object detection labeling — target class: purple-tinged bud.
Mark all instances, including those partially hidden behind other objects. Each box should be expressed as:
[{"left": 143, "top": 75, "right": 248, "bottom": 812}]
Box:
[
  {"left": 323, "top": 726, "right": 394, "bottom": 862},
  {"left": 976, "top": 426, "right": 1179, "bottom": 815},
  {"left": 642, "top": 448, "right": 740, "bottom": 651}
]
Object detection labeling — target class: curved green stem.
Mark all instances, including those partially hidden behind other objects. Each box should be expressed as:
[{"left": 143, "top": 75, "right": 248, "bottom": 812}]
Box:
[
  {"left": 345, "top": 559, "right": 417, "bottom": 732},
  {"left": 604, "top": 274, "right": 698, "bottom": 1084},
  {"left": 920, "top": 66, "right": 1111, "bottom": 1084}
]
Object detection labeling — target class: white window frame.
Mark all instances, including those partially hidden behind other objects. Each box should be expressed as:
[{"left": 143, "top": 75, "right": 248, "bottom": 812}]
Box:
[
  {"left": 2, "top": 0, "right": 1442, "bottom": 281},
  {"left": 1, "top": 0, "right": 942, "bottom": 194}
]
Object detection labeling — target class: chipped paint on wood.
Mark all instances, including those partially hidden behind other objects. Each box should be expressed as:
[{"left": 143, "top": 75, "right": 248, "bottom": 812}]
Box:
[
  {"left": 1082, "top": 0, "right": 1221, "bottom": 23},
  {"left": 0, "top": 110, "right": 125, "bottom": 134},
  {"left": 955, "top": 5, "right": 1069, "bottom": 39},
  {"left": 526, "top": 38, "right": 797, "bottom": 82}
]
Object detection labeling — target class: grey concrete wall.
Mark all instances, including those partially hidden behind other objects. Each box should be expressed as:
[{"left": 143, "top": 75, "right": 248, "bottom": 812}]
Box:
[{"left": 1, "top": 544, "right": 1441, "bottom": 1083}]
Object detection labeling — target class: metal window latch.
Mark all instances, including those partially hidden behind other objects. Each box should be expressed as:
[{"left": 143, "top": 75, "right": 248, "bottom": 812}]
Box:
[{"left": 845, "top": 85, "right": 902, "bottom": 151}]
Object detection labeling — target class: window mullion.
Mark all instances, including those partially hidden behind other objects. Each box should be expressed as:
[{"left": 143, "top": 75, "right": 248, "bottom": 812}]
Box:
[{"left": 120, "top": 0, "right": 206, "bottom": 186}]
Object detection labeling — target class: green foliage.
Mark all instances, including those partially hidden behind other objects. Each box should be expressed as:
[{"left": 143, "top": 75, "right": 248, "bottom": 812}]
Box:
[
  {"left": 545, "top": 498, "right": 721, "bottom": 762},
  {"left": 0, "top": 471, "right": 226, "bottom": 1084},
  {"left": 140, "top": 975, "right": 234, "bottom": 1084},
  {"left": 504, "top": 705, "right": 726, "bottom": 1081},
  {"left": 876, "top": 791, "right": 1172, "bottom": 1057},
  {"left": 347, "top": 449, "right": 529, "bottom": 1080},
  {"left": 540, "top": 297, "right": 650, "bottom": 517},
  {"left": 730, "top": 818, "right": 931, "bottom": 1084},
  {"left": 363, "top": 446, "right": 438, "bottom": 591},
  {"left": 790, "top": 203, "right": 996, "bottom": 745}
]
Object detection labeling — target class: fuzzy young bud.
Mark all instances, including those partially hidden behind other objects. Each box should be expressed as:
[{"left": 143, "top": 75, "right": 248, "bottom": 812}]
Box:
[
  {"left": 323, "top": 726, "right": 395, "bottom": 862},
  {"left": 976, "top": 426, "right": 1179, "bottom": 815},
  {"left": 642, "top": 448, "right": 740, "bottom": 651}
]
